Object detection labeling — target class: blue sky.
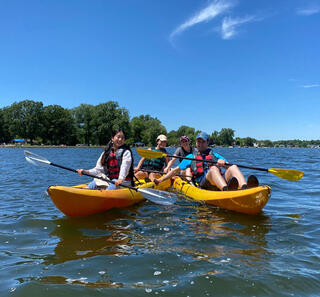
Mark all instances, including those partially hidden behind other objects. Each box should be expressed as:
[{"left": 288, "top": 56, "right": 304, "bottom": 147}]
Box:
[{"left": 0, "top": 0, "right": 319, "bottom": 140}]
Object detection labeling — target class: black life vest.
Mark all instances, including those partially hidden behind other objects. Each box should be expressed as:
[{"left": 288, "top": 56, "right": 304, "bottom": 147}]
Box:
[
  {"left": 190, "top": 148, "right": 218, "bottom": 178},
  {"left": 104, "top": 145, "right": 134, "bottom": 186}
]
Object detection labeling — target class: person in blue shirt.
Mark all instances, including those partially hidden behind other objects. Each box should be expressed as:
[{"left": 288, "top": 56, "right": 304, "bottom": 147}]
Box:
[{"left": 154, "top": 132, "right": 258, "bottom": 191}]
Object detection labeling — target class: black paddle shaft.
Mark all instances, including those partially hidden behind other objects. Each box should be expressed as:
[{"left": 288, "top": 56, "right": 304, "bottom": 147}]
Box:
[
  {"left": 50, "top": 162, "right": 138, "bottom": 191},
  {"left": 162, "top": 153, "right": 269, "bottom": 172},
  {"left": 226, "top": 163, "right": 269, "bottom": 172}
]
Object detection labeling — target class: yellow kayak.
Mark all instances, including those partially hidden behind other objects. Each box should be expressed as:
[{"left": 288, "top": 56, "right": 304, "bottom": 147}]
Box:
[
  {"left": 47, "top": 179, "right": 171, "bottom": 217},
  {"left": 173, "top": 178, "right": 271, "bottom": 215}
]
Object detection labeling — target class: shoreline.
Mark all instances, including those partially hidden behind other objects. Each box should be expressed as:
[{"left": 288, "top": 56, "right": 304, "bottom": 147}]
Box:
[
  {"left": 1, "top": 144, "right": 318, "bottom": 149},
  {"left": 0, "top": 144, "right": 104, "bottom": 148}
]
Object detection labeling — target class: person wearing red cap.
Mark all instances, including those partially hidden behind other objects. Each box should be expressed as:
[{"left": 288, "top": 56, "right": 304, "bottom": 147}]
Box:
[
  {"left": 155, "top": 131, "right": 259, "bottom": 191},
  {"left": 164, "top": 135, "right": 193, "bottom": 173},
  {"left": 134, "top": 134, "right": 169, "bottom": 182}
]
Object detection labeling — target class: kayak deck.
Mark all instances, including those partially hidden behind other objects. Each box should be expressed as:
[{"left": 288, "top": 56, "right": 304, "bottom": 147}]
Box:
[
  {"left": 173, "top": 178, "right": 271, "bottom": 215},
  {"left": 47, "top": 179, "right": 171, "bottom": 217}
]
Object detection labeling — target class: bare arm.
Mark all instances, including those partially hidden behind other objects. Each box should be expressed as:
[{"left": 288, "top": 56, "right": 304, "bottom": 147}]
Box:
[
  {"left": 154, "top": 166, "right": 181, "bottom": 185},
  {"left": 134, "top": 157, "right": 145, "bottom": 172},
  {"left": 164, "top": 156, "right": 178, "bottom": 173}
]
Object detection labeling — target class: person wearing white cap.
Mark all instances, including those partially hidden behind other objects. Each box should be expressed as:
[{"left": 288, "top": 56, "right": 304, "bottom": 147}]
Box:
[
  {"left": 134, "top": 134, "right": 169, "bottom": 182},
  {"left": 155, "top": 131, "right": 258, "bottom": 191}
]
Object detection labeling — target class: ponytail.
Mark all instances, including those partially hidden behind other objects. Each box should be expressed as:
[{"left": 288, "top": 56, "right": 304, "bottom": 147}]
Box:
[{"left": 101, "top": 140, "right": 113, "bottom": 166}]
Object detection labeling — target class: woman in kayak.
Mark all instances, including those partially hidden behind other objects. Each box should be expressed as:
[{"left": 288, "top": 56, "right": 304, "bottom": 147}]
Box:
[
  {"left": 76, "top": 129, "right": 134, "bottom": 190},
  {"left": 134, "top": 134, "right": 169, "bottom": 182},
  {"left": 154, "top": 131, "right": 259, "bottom": 191},
  {"left": 163, "top": 135, "right": 193, "bottom": 173}
]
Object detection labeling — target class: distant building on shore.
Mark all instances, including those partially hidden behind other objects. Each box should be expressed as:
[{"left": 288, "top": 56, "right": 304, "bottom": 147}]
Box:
[
  {"left": 12, "top": 139, "right": 26, "bottom": 145},
  {"left": 133, "top": 142, "right": 145, "bottom": 147}
]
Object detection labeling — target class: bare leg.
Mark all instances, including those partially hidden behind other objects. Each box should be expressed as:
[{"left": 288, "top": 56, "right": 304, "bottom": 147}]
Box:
[
  {"left": 206, "top": 166, "right": 227, "bottom": 190},
  {"left": 225, "top": 165, "right": 246, "bottom": 187},
  {"left": 135, "top": 171, "right": 149, "bottom": 180},
  {"left": 149, "top": 172, "right": 161, "bottom": 182},
  {"left": 185, "top": 168, "right": 192, "bottom": 182}
]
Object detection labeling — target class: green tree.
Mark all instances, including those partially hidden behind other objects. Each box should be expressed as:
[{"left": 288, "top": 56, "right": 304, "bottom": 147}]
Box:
[
  {"left": 130, "top": 115, "right": 166, "bottom": 146},
  {"left": 92, "top": 101, "right": 130, "bottom": 145},
  {"left": 42, "top": 105, "right": 77, "bottom": 145},
  {"left": 219, "top": 128, "right": 235, "bottom": 146},
  {"left": 141, "top": 117, "right": 166, "bottom": 146},
  {"left": 176, "top": 125, "right": 196, "bottom": 144},
  {"left": 176, "top": 125, "right": 195, "bottom": 138},
  {"left": 6, "top": 100, "right": 44, "bottom": 144},
  {"left": 0, "top": 108, "right": 5, "bottom": 143},
  {"left": 234, "top": 137, "right": 241, "bottom": 146},
  {"left": 72, "top": 104, "right": 95, "bottom": 145},
  {"left": 262, "top": 140, "right": 273, "bottom": 147},
  {"left": 167, "top": 130, "right": 178, "bottom": 146},
  {"left": 129, "top": 115, "right": 148, "bottom": 144},
  {"left": 242, "top": 137, "right": 255, "bottom": 147},
  {"left": 1, "top": 107, "right": 15, "bottom": 143},
  {"left": 210, "top": 130, "right": 220, "bottom": 146}
]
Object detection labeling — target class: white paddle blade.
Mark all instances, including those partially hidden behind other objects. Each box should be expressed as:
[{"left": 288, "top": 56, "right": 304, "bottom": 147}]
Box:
[
  {"left": 138, "top": 188, "right": 177, "bottom": 205},
  {"left": 24, "top": 150, "right": 51, "bottom": 165},
  {"left": 25, "top": 156, "right": 40, "bottom": 166}
]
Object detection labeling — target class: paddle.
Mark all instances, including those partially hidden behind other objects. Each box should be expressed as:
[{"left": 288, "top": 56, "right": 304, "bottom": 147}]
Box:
[
  {"left": 139, "top": 168, "right": 193, "bottom": 179},
  {"left": 136, "top": 148, "right": 304, "bottom": 181},
  {"left": 24, "top": 150, "right": 177, "bottom": 206}
]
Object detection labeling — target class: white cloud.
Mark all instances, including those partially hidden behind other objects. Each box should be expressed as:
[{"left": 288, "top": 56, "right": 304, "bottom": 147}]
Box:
[
  {"left": 221, "top": 15, "right": 257, "bottom": 39},
  {"left": 300, "top": 84, "right": 320, "bottom": 88},
  {"left": 296, "top": 6, "right": 320, "bottom": 16},
  {"left": 170, "top": 0, "right": 234, "bottom": 40}
]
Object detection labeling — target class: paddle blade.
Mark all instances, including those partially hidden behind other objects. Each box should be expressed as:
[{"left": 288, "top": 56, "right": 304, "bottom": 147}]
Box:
[
  {"left": 136, "top": 148, "right": 166, "bottom": 159},
  {"left": 268, "top": 168, "right": 304, "bottom": 181},
  {"left": 138, "top": 188, "right": 176, "bottom": 205},
  {"left": 24, "top": 150, "right": 51, "bottom": 166},
  {"left": 25, "top": 156, "right": 40, "bottom": 166}
]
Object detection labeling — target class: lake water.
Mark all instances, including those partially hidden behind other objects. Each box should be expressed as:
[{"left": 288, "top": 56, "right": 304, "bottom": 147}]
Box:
[{"left": 0, "top": 147, "right": 319, "bottom": 297}]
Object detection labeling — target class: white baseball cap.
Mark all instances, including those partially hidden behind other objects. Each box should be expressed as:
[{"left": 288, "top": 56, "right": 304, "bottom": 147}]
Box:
[{"left": 156, "top": 134, "right": 167, "bottom": 142}]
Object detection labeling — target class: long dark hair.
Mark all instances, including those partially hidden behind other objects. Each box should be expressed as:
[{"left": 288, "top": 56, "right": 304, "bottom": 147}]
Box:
[{"left": 101, "top": 129, "right": 125, "bottom": 166}]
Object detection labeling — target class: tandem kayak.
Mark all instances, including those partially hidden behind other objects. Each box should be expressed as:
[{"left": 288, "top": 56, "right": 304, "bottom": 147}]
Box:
[
  {"left": 47, "top": 179, "right": 171, "bottom": 217},
  {"left": 173, "top": 178, "right": 271, "bottom": 215}
]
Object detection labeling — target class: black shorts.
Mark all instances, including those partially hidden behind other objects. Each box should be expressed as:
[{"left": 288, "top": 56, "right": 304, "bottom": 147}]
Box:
[{"left": 199, "top": 177, "right": 220, "bottom": 191}]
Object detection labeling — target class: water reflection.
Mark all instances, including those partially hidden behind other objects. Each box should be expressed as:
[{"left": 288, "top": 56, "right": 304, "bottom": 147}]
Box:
[
  {"left": 43, "top": 208, "right": 142, "bottom": 265},
  {"left": 44, "top": 199, "right": 273, "bottom": 272},
  {"left": 176, "top": 204, "right": 272, "bottom": 270},
  {"left": 15, "top": 195, "right": 312, "bottom": 294}
]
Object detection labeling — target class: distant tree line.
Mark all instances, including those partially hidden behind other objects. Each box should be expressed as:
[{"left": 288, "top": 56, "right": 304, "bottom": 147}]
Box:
[{"left": 0, "top": 100, "right": 319, "bottom": 147}]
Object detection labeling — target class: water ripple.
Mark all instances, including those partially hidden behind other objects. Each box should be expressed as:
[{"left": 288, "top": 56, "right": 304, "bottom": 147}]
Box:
[{"left": 1, "top": 148, "right": 320, "bottom": 296}]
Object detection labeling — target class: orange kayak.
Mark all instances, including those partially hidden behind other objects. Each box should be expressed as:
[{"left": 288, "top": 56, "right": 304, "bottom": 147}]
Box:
[
  {"left": 173, "top": 178, "right": 271, "bottom": 215},
  {"left": 47, "top": 179, "right": 171, "bottom": 217}
]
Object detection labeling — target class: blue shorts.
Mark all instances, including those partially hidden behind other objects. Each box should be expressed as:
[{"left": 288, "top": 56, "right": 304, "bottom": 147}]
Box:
[{"left": 87, "top": 179, "right": 117, "bottom": 190}]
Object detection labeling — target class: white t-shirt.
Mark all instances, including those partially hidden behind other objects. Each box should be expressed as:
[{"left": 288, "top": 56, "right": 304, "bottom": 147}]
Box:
[{"left": 88, "top": 150, "right": 132, "bottom": 180}]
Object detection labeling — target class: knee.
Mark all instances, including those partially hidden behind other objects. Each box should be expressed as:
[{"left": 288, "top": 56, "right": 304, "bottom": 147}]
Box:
[
  {"left": 227, "top": 165, "right": 239, "bottom": 172},
  {"left": 210, "top": 166, "right": 221, "bottom": 174}
]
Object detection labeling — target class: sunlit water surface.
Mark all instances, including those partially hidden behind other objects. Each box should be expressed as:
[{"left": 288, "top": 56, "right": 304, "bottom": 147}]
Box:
[{"left": 0, "top": 147, "right": 319, "bottom": 297}]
